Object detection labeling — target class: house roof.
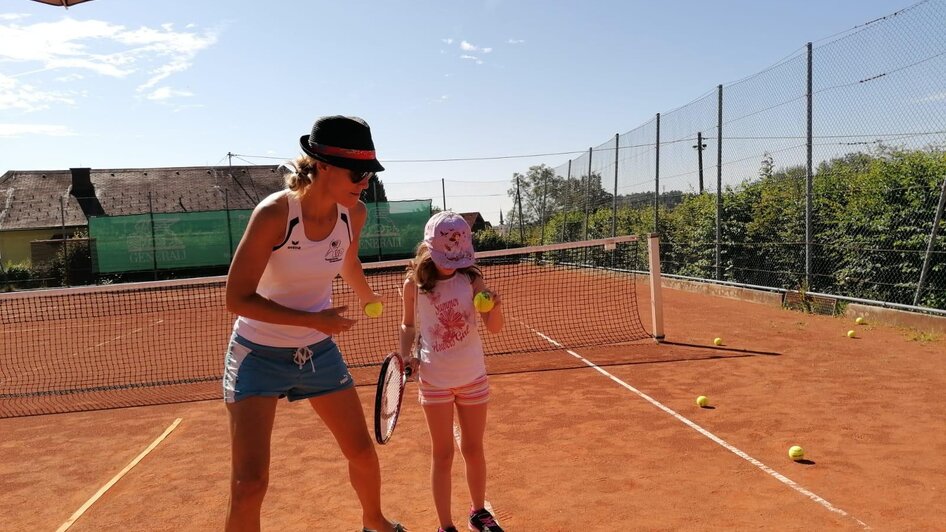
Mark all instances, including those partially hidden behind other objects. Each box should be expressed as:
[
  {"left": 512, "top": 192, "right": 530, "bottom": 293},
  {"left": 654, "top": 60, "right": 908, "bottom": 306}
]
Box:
[
  {"left": 459, "top": 212, "right": 485, "bottom": 227},
  {"left": 0, "top": 166, "right": 284, "bottom": 231}
]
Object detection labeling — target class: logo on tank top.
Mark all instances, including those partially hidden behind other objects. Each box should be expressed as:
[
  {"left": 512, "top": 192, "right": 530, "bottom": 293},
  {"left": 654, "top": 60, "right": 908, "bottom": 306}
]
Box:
[
  {"left": 325, "top": 239, "right": 344, "bottom": 262},
  {"left": 288, "top": 240, "right": 301, "bottom": 250}
]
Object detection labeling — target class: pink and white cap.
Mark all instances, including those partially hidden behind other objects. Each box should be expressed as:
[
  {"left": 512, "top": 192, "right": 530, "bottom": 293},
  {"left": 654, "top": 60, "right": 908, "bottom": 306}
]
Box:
[{"left": 423, "top": 211, "right": 475, "bottom": 270}]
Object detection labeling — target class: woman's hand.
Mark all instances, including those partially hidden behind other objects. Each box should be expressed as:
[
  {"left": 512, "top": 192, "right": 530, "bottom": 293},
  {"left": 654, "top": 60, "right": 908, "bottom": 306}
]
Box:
[{"left": 311, "top": 306, "right": 357, "bottom": 335}]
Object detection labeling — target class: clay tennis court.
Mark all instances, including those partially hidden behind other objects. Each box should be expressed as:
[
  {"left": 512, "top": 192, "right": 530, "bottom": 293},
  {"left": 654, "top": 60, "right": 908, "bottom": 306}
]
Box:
[{"left": 2, "top": 275, "right": 944, "bottom": 531}]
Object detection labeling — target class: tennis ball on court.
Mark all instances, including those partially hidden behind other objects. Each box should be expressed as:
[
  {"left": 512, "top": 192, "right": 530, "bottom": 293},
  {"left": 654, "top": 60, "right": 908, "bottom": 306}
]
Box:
[
  {"left": 847, "top": 329, "right": 856, "bottom": 338},
  {"left": 788, "top": 445, "right": 805, "bottom": 461},
  {"left": 473, "top": 291, "right": 495, "bottom": 313},
  {"left": 713, "top": 337, "right": 723, "bottom": 346},
  {"left": 696, "top": 395, "right": 709, "bottom": 407},
  {"left": 363, "top": 301, "right": 383, "bottom": 318},
  {"left": 855, "top": 316, "right": 865, "bottom": 325}
]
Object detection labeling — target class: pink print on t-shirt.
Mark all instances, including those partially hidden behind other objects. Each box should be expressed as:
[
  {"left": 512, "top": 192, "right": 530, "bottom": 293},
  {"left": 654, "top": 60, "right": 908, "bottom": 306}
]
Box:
[{"left": 432, "top": 298, "right": 470, "bottom": 352}]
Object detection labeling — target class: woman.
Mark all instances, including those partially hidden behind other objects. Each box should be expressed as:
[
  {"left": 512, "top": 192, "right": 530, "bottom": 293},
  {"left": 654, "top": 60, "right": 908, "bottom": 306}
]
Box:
[{"left": 223, "top": 115, "right": 404, "bottom": 532}]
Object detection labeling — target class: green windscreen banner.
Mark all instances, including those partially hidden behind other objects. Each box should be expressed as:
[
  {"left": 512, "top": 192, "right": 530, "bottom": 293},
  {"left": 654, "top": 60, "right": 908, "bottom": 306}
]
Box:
[
  {"left": 87, "top": 200, "right": 430, "bottom": 273},
  {"left": 88, "top": 210, "right": 251, "bottom": 273},
  {"left": 359, "top": 199, "right": 431, "bottom": 259}
]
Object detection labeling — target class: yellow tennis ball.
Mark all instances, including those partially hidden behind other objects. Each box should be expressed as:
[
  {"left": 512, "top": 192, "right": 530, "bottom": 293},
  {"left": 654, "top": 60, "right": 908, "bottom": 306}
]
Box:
[
  {"left": 696, "top": 395, "right": 708, "bottom": 407},
  {"left": 713, "top": 337, "right": 723, "bottom": 346},
  {"left": 855, "top": 316, "right": 864, "bottom": 325},
  {"left": 847, "top": 329, "right": 855, "bottom": 338},
  {"left": 788, "top": 445, "right": 805, "bottom": 461},
  {"left": 363, "top": 301, "right": 383, "bottom": 318},
  {"left": 473, "top": 291, "right": 495, "bottom": 313}
]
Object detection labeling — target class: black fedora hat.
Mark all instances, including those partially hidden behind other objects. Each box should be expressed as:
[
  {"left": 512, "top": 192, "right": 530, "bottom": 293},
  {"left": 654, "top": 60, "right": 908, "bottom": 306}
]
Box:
[{"left": 299, "top": 115, "right": 384, "bottom": 172}]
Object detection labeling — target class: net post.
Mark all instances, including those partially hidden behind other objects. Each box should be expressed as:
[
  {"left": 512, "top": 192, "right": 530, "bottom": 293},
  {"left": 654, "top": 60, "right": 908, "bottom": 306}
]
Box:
[{"left": 647, "top": 233, "right": 665, "bottom": 341}]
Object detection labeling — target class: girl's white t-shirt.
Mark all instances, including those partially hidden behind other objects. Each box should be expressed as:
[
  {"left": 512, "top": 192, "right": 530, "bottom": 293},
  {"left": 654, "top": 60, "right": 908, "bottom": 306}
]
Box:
[
  {"left": 233, "top": 192, "right": 352, "bottom": 347},
  {"left": 415, "top": 273, "right": 486, "bottom": 388}
]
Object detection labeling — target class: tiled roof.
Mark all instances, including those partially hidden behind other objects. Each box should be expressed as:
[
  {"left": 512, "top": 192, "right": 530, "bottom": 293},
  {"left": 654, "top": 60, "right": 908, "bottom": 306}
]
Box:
[{"left": 0, "top": 166, "right": 284, "bottom": 231}]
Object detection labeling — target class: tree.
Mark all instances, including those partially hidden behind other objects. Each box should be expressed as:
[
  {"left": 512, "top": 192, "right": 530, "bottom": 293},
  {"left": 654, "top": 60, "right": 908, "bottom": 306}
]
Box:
[
  {"left": 505, "top": 164, "right": 614, "bottom": 228},
  {"left": 361, "top": 174, "right": 388, "bottom": 203}
]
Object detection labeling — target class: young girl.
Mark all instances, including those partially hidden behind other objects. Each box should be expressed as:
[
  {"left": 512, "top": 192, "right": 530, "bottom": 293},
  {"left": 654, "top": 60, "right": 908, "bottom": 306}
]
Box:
[{"left": 399, "top": 211, "right": 505, "bottom": 532}]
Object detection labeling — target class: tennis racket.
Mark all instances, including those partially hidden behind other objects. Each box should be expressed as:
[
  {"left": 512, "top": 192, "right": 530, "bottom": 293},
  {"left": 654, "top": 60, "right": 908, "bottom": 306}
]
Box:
[{"left": 373, "top": 352, "right": 412, "bottom": 445}]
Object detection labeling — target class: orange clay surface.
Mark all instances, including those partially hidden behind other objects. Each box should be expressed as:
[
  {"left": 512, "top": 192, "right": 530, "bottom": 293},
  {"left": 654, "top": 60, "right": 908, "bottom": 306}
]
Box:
[{"left": 1, "top": 284, "right": 944, "bottom": 531}]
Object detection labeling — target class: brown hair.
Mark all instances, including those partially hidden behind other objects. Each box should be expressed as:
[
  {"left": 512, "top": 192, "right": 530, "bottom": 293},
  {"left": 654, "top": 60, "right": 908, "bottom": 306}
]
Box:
[
  {"left": 282, "top": 155, "right": 320, "bottom": 194},
  {"left": 407, "top": 242, "right": 480, "bottom": 293}
]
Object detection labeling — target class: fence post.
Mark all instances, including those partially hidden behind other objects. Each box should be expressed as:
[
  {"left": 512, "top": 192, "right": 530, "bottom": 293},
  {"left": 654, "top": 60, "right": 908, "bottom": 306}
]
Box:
[
  {"left": 61, "top": 195, "right": 68, "bottom": 287},
  {"left": 148, "top": 190, "right": 158, "bottom": 280},
  {"left": 914, "top": 174, "right": 946, "bottom": 306},
  {"left": 613, "top": 133, "right": 619, "bottom": 237},
  {"left": 373, "top": 179, "right": 382, "bottom": 261},
  {"left": 441, "top": 178, "right": 446, "bottom": 211},
  {"left": 561, "top": 160, "right": 572, "bottom": 243},
  {"left": 805, "top": 41, "right": 814, "bottom": 290},
  {"left": 584, "top": 147, "right": 593, "bottom": 240},
  {"left": 716, "top": 84, "right": 723, "bottom": 281},
  {"left": 515, "top": 175, "right": 525, "bottom": 243},
  {"left": 654, "top": 113, "right": 661, "bottom": 235},
  {"left": 537, "top": 169, "right": 545, "bottom": 245},
  {"left": 224, "top": 188, "right": 234, "bottom": 261}
]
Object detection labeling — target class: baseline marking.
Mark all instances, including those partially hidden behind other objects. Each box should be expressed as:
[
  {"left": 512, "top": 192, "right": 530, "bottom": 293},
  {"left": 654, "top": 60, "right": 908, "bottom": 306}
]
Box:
[
  {"left": 56, "top": 417, "right": 183, "bottom": 532},
  {"left": 531, "top": 330, "right": 870, "bottom": 530}
]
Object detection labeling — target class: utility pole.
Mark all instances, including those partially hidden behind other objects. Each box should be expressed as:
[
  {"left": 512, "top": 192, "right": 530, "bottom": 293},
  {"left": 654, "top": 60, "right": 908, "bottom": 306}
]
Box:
[{"left": 693, "top": 132, "right": 707, "bottom": 194}]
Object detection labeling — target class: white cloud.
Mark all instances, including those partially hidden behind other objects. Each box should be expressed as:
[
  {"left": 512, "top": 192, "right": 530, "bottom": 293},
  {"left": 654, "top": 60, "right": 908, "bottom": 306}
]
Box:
[
  {"left": 921, "top": 91, "right": 946, "bottom": 102},
  {"left": 0, "top": 14, "right": 30, "bottom": 21},
  {"left": 0, "top": 17, "right": 218, "bottom": 102},
  {"left": 459, "top": 41, "right": 492, "bottom": 53},
  {"left": 507, "top": 38, "right": 525, "bottom": 44},
  {"left": 0, "top": 123, "right": 74, "bottom": 137},
  {"left": 442, "top": 38, "right": 454, "bottom": 45},
  {"left": 460, "top": 55, "right": 483, "bottom": 65},
  {"left": 0, "top": 73, "right": 75, "bottom": 112},
  {"left": 145, "top": 86, "right": 194, "bottom": 101}
]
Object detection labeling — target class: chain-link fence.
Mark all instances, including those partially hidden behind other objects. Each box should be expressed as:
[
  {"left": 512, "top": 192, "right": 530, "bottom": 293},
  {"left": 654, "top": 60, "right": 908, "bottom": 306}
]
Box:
[{"left": 502, "top": 0, "right": 946, "bottom": 312}]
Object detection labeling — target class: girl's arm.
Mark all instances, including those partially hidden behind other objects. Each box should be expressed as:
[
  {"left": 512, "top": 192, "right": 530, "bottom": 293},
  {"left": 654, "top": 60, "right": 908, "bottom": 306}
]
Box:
[
  {"left": 472, "top": 273, "right": 504, "bottom": 333},
  {"left": 399, "top": 277, "right": 420, "bottom": 371},
  {"left": 340, "top": 200, "right": 381, "bottom": 305},
  {"left": 225, "top": 194, "right": 355, "bottom": 335}
]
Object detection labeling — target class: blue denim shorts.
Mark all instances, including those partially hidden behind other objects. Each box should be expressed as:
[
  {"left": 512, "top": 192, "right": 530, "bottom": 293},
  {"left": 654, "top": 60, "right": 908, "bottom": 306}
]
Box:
[{"left": 223, "top": 332, "right": 354, "bottom": 403}]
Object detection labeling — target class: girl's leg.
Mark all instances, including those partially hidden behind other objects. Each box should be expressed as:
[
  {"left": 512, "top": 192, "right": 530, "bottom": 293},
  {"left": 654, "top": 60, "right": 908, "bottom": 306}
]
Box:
[
  {"left": 308, "top": 387, "right": 396, "bottom": 532},
  {"left": 225, "top": 395, "right": 278, "bottom": 532},
  {"left": 456, "top": 402, "right": 489, "bottom": 510},
  {"left": 423, "top": 401, "right": 458, "bottom": 529}
]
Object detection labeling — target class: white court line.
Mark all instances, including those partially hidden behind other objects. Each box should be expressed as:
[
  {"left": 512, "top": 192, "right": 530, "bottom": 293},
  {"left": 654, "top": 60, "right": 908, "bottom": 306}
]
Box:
[
  {"left": 56, "top": 418, "right": 183, "bottom": 532},
  {"left": 530, "top": 330, "right": 871, "bottom": 530},
  {"left": 452, "top": 424, "right": 498, "bottom": 525}
]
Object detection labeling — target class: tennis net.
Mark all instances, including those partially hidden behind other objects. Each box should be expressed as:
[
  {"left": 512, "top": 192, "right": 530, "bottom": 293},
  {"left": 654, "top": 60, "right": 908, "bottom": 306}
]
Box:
[{"left": 0, "top": 235, "right": 658, "bottom": 417}]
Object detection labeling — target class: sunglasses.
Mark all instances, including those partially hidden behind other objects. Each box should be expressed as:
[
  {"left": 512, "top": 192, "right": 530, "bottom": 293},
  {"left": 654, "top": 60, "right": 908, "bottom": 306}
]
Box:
[{"left": 348, "top": 170, "right": 375, "bottom": 184}]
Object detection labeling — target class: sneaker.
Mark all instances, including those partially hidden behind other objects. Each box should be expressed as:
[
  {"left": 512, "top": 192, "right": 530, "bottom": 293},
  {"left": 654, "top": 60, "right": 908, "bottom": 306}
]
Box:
[
  {"left": 468, "top": 507, "right": 503, "bottom": 532},
  {"left": 362, "top": 523, "right": 406, "bottom": 532}
]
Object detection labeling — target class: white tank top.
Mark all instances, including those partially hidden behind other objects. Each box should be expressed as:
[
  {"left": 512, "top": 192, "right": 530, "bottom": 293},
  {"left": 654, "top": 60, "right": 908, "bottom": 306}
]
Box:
[
  {"left": 233, "top": 192, "right": 352, "bottom": 347},
  {"left": 416, "top": 273, "right": 486, "bottom": 388}
]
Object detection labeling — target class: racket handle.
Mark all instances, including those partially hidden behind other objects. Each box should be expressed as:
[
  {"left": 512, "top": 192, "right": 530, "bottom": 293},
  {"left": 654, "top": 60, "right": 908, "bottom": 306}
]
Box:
[{"left": 404, "top": 366, "right": 413, "bottom": 377}]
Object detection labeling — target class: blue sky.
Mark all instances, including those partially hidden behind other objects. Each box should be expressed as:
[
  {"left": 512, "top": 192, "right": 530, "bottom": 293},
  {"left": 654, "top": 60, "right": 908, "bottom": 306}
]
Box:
[{"left": 0, "top": 0, "right": 914, "bottom": 224}]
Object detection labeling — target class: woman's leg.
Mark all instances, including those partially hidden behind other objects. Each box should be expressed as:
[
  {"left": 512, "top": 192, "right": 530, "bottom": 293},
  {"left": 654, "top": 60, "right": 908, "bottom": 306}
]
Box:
[
  {"left": 423, "top": 401, "right": 458, "bottom": 529},
  {"left": 225, "top": 395, "right": 278, "bottom": 532},
  {"left": 308, "top": 387, "right": 396, "bottom": 531},
  {"left": 455, "top": 402, "right": 489, "bottom": 511}
]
